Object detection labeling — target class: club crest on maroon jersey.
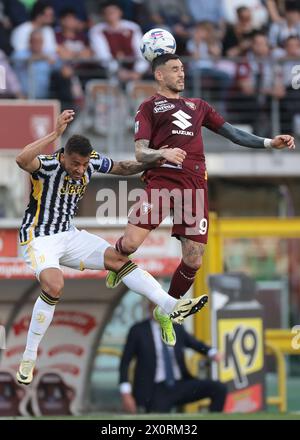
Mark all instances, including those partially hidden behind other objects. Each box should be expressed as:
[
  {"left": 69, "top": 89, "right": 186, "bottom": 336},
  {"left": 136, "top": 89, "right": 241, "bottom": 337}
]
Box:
[{"left": 185, "top": 101, "right": 196, "bottom": 111}]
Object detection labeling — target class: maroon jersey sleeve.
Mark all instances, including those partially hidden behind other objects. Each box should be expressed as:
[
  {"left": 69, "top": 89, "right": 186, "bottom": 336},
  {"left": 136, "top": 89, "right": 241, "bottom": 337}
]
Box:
[
  {"left": 134, "top": 101, "right": 153, "bottom": 141},
  {"left": 202, "top": 101, "right": 225, "bottom": 132}
]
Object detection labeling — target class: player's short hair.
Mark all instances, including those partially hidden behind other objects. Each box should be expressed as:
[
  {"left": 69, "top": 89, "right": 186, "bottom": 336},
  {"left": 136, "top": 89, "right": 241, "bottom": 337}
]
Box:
[
  {"left": 64, "top": 135, "right": 93, "bottom": 157},
  {"left": 152, "top": 54, "right": 180, "bottom": 73}
]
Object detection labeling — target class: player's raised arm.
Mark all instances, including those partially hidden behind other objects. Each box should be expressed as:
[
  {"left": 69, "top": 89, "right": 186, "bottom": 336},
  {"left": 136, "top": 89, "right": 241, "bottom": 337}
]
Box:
[
  {"left": 135, "top": 139, "right": 186, "bottom": 166},
  {"left": 216, "top": 122, "right": 296, "bottom": 150},
  {"left": 16, "top": 109, "right": 75, "bottom": 173}
]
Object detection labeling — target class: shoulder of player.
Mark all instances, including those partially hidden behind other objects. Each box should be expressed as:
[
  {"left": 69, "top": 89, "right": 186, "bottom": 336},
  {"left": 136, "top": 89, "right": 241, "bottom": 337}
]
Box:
[
  {"left": 180, "top": 97, "right": 210, "bottom": 113},
  {"left": 88, "top": 150, "right": 101, "bottom": 165},
  {"left": 186, "top": 97, "right": 214, "bottom": 113},
  {"left": 182, "top": 97, "right": 203, "bottom": 107},
  {"left": 38, "top": 153, "right": 59, "bottom": 164},
  {"left": 89, "top": 150, "right": 112, "bottom": 166},
  {"left": 89, "top": 150, "right": 112, "bottom": 162},
  {"left": 141, "top": 95, "right": 157, "bottom": 107},
  {"left": 136, "top": 95, "right": 157, "bottom": 114}
]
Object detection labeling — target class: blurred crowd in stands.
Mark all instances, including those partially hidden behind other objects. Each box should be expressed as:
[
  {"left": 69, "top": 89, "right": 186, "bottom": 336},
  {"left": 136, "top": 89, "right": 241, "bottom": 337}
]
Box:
[{"left": 0, "top": 0, "right": 300, "bottom": 135}]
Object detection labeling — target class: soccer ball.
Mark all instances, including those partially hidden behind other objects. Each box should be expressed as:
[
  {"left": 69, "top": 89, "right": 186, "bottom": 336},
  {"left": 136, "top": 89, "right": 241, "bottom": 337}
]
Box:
[{"left": 140, "top": 28, "right": 176, "bottom": 62}]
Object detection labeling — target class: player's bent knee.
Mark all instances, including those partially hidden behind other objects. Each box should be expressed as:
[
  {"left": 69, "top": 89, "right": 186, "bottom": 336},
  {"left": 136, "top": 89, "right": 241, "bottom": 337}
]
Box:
[
  {"left": 121, "top": 241, "right": 138, "bottom": 255},
  {"left": 40, "top": 274, "right": 64, "bottom": 298},
  {"left": 104, "top": 247, "right": 129, "bottom": 271},
  {"left": 44, "top": 281, "right": 64, "bottom": 298}
]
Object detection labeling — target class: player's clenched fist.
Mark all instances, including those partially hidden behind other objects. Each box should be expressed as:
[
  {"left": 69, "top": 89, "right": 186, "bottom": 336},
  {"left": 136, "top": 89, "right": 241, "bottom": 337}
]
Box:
[
  {"left": 159, "top": 146, "right": 187, "bottom": 165},
  {"left": 55, "top": 110, "right": 75, "bottom": 137}
]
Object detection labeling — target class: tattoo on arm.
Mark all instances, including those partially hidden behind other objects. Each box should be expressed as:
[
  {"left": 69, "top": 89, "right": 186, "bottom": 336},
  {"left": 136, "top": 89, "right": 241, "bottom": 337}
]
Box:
[
  {"left": 217, "top": 122, "right": 265, "bottom": 149},
  {"left": 110, "top": 160, "right": 148, "bottom": 176},
  {"left": 135, "top": 139, "right": 162, "bottom": 163}
]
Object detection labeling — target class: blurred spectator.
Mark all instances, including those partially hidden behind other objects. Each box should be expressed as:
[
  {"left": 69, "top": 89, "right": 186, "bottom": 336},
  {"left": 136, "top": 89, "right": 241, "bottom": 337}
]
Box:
[
  {"left": 276, "top": 36, "right": 300, "bottom": 133},
  {"left": 118, "top": 0, "right": 137, "bottom": 21},
  {"left": 223, "top": 0, "right": 269, "bottom": 28},
  {"left": 0, "top": 0, "right": 29, "bottom": 54},
  {"left": 223, "top": 6, "right": 257, "bottom": 57},
  {"left": 11, "top": 1, "right": 56, "bottom": 56},
  {"left": 0, "top": 3, "right": 12, "bottom": 55},
  {"left": 50, "top": 64, "right": 83, "bottom": 110},
  {"left": 187, "top": 22, "right": 232, "bottom": 105},
  {"left": 186, "top": 0, "right": 226, "bottom": 28},
  {"left": 117, "top": 0, "right": 150, "bottom": 32},
  {"left": 269, "top": 2, "right": 300, "bottom": 47},
  {"left": 2, "top": 0, "right": 28, "bottom": 26},
  {"left": 265, "top": 0, "right": 283, "bottom": 21},
  {"left": 145, "top": 0, "right": 190, "bottom": 51},
  {"left": 56, "top": 8, "right": 92, "bottom": 61},
  {"left": 48, "top": 0, "right": 88, "bottom": 23},
  {"left": 119, "top": 306, "right": 227, "bottom": 414},
  {"left": 229, "top": 32, "right": 284, "bottom": 134},
  {"left": 0, "top": 23, "right": 11, "bottom": 55},
  {"left": 12, "top": 29, "right": 55, "bottom": 98},
  {"left": 0, "top": 49, "right": 23, "bottom": 97},
  {"left": 266, "top": 0, "right": 300, "bottom": 21},
  {"left": 89, "top": 1, "right": 148, "bottom": 83}
]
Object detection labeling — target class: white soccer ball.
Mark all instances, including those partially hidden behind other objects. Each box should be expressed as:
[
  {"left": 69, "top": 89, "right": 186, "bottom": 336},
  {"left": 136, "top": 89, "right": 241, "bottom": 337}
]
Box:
[{"left": 140, "top": 28, "right": 176, "bottom": 62}]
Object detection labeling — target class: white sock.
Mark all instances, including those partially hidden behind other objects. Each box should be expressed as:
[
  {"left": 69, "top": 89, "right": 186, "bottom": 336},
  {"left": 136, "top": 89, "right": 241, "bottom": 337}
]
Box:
[
  {"left": 23, "top": 296, "right": 56, "bottom": 361},
  {"left": 122, "top": 268, "right": 177, "bottom": 314}
]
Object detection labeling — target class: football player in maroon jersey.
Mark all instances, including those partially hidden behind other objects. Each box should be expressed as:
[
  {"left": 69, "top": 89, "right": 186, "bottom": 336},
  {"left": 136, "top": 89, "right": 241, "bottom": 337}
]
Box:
[{"left": 107, "top": 53, "right": 295, "bottom": 314}]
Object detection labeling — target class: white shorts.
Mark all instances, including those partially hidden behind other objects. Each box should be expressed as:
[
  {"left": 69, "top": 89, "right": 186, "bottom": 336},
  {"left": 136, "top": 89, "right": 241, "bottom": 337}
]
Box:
[{"left": 21, "top": 227, "right": 111, "bottom": 279}]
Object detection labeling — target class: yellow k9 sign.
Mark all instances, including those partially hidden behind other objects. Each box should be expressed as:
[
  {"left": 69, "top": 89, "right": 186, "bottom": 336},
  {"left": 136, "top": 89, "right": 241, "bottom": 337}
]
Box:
[{"left": 218, "top": 318, "right": 264, "bottom": 387}]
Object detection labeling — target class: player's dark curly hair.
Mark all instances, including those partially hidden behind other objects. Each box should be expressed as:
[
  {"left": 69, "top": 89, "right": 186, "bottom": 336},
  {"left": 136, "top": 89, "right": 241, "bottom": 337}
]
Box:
[
  {"left": 152, "top": 53, "right": 180, "bottom": 73},
  {"left": 64, "top": 135, "right": 93, "bottom": 157}
]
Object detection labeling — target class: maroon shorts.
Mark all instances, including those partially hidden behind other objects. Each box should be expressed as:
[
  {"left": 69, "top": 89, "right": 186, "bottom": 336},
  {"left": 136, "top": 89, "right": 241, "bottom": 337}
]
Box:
[{"left": 128, "top": 169, "right": 209, "bottom": 243}]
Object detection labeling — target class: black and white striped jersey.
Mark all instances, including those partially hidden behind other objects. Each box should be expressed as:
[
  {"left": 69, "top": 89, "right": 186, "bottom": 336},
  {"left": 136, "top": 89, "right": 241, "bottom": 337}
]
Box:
[{"left": 19, "top": 149, "right": 113, "bottom": 245}]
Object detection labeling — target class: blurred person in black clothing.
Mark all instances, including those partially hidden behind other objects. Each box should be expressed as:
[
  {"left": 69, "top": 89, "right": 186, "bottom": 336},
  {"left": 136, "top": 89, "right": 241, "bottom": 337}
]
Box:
[{"left": 119, "top": 304, "right": 227, "bottom": 414}]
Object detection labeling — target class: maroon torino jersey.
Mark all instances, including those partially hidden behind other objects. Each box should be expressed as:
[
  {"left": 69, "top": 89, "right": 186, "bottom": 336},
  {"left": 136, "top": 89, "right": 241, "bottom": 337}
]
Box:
[{"left": 135, "top": 94, "right": 225, "bottom": 177}]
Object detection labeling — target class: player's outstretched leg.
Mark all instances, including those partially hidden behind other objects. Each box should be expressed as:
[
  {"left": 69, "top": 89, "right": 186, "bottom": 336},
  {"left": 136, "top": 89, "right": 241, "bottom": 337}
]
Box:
[
  {"left": 110, "top": 259, "right": 178, "bottom": 346},
  {"left": 104, "top": 248, "right": 208, "bottom": 346},
  {"left": 16, "top": 269, "right": 63, "bottom": 385}
]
